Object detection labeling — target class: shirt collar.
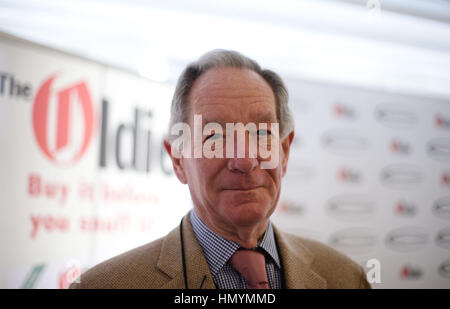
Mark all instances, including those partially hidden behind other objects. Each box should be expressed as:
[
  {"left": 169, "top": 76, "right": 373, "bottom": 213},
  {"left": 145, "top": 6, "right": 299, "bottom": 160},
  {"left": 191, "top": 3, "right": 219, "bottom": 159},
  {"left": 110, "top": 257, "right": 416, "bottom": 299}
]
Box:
[{"left": 190, "top": 210, "right": 281, "bottom": 276}]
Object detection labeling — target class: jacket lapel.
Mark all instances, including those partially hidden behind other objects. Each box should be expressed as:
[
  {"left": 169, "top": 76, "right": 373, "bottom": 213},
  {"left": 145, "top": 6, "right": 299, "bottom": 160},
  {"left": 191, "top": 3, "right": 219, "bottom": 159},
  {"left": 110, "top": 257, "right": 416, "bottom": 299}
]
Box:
[
  {"left": 273, "top": 225, "right": 327, "bottom": 289},
  {"left": 156, "top": 212, "right": 325, "bottom": 289},
  {"left": 157, "top": 212, "right": 215, "bottom": 289}
]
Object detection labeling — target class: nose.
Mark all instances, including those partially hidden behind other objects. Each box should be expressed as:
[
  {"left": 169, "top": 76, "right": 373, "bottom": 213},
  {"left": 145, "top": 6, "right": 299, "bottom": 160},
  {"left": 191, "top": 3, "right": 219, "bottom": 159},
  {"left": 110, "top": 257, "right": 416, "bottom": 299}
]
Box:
[
  {"left": 227, "top": 157, "right": 258, "bottom": 173},
  {"left": 226, "top": 130, "right": 259, "bottom": 173}
]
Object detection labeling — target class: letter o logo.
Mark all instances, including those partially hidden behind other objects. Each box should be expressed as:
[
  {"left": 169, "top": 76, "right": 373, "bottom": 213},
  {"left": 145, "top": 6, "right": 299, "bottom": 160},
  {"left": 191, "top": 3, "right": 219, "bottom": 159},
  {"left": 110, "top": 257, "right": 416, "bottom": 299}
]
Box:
[{"left": 32, "top": 74, "right": 95, "bottom": 165}]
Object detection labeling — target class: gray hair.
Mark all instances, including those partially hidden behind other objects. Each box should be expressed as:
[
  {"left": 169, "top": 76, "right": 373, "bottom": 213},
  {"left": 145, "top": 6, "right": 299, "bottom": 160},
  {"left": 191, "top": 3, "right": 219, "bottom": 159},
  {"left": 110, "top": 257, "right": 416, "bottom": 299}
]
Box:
[{"left": 168, "top": 49, "right": 294, "bottom": 140}]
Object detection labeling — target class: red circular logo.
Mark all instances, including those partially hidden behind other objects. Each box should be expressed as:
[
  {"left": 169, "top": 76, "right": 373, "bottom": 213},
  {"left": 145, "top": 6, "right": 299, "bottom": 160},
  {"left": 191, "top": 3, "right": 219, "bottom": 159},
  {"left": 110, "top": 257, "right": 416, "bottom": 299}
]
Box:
[{"left": 32, "top": 74, "right": 95, "bottom": 165}]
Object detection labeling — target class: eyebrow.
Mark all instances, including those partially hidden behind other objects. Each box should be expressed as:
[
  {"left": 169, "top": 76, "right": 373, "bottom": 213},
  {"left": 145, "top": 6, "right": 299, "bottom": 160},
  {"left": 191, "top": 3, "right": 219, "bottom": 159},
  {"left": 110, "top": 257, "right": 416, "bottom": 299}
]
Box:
[
  {"left": 203, "top": 112, "right": 277, "bottom": 126},
  {"left": 256, "top": 112, "right": 278, "bottom": 122}
]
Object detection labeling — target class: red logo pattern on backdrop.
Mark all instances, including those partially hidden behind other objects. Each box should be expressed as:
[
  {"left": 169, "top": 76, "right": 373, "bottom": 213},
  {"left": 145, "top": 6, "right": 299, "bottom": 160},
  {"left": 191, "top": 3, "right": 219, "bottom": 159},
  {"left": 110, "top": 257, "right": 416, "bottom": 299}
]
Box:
[{"left": 32, "top": 74, "right": 94, "bottom": 165}]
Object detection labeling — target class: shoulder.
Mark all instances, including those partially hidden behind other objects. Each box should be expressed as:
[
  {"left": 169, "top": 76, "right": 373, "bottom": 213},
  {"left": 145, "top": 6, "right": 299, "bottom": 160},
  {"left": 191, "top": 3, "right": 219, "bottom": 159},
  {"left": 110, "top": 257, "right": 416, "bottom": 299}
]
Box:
[
  {"left": 278, "top": 231, "right": 371, "bottom": 289},
  {"left": 70, "top": 236, "right": 168, "bottom": 289}
]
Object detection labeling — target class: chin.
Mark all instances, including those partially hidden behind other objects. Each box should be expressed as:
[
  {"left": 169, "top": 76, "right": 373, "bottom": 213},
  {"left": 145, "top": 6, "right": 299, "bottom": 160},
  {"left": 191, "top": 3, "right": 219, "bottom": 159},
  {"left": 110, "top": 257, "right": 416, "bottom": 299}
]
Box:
[{"left": 223, "top": 201, "right": 272, "bottom": 226}]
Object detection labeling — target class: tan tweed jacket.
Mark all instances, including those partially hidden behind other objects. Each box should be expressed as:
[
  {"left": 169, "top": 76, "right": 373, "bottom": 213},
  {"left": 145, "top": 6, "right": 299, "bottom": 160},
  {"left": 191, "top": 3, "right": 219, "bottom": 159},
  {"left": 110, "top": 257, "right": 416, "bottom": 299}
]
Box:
[{"left": 70, "top": 212, "right": 371, "bottom": 289}]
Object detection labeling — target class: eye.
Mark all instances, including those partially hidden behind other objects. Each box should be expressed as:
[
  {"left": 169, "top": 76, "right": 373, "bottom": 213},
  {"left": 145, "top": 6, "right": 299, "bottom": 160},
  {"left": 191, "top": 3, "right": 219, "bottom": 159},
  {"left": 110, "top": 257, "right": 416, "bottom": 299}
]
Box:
[
  {"left": 205, "top": 133, "right": 222, "bottom": 141},
  {"left": 257, "top": 129, "right": 271, "bottom": 136}
]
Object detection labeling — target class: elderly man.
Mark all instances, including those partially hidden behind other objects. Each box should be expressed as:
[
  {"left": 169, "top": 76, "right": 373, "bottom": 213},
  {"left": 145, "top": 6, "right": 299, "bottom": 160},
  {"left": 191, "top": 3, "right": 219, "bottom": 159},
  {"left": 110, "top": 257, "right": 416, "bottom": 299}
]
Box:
[{"left": 70, "top": 50, "right": 371, "bottom": 289}]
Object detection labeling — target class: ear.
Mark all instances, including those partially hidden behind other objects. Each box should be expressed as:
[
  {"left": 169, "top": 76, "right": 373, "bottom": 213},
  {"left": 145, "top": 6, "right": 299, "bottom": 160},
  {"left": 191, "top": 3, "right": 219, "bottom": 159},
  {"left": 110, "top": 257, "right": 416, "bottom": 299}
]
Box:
[
  {"left": 163, "top": 139, "right": 188, "bottom": 184},
  {"left": 280, "top": 131, "right": 295, "bottom": 177}
]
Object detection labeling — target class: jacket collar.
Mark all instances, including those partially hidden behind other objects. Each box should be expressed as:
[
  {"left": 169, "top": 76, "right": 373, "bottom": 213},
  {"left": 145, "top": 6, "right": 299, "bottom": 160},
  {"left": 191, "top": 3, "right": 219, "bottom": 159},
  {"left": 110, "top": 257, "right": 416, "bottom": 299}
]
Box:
[
  {"left": 156, "top": 211, "right": 326, "bottom": 289},
  {"left": 157, "top": 212, "right": 216, "bottom": 289},
  {"left": 272, "top": 225, "right": 327, "bottom": 289}
]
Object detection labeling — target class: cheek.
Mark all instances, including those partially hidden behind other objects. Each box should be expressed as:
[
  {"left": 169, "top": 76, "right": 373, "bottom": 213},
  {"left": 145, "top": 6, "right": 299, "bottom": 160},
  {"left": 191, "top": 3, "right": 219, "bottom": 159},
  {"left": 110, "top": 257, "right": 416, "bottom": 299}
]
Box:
[
  {"left": 264, "top": 169, "right": 283, "bottom": 205},
  {"left": 185, "top": 158, "right": 226, "bottom": 190},
  {"left": 267, "top": 165, "right": 283, "bottom": 186}
]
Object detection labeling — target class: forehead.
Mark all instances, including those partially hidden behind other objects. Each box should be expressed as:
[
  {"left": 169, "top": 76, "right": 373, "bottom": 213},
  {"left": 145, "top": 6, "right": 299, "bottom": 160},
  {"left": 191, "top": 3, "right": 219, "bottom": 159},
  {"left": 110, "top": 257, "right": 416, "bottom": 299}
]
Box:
[{"left": 187, "top": 67, "right": 277, "bottom": 123}]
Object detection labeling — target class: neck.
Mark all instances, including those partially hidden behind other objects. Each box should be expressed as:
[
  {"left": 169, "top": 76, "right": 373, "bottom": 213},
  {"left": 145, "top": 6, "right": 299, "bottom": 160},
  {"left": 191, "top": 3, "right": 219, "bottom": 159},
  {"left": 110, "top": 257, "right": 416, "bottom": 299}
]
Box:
[
  {"left": 194, "top": 209, "right": 269, "bottom": 249},
  {"left": 226, "top": 223, "right": 269, "bottom": 249}
]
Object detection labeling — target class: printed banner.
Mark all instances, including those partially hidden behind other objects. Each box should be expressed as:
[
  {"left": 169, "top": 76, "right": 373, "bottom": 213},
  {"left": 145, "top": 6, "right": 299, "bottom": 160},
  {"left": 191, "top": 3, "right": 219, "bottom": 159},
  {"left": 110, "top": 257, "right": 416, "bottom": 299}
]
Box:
[{"left": 0, "top": 34, "right": 191, "bottom": 288}]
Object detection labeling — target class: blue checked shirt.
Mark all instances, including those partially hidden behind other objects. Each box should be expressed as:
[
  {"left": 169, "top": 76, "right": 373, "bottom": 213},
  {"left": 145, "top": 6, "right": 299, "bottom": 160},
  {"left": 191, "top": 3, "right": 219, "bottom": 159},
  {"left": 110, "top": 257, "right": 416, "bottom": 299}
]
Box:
[{"left": 190, "top": 210, "right": 282, "bottom": 289}]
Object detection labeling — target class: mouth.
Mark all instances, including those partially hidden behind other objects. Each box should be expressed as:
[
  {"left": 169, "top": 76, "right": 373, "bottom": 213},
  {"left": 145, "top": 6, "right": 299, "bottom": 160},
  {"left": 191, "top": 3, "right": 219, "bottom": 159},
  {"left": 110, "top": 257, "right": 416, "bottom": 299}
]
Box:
[{"left": 223, "top": 186, "right": 262, "bottom": 191}]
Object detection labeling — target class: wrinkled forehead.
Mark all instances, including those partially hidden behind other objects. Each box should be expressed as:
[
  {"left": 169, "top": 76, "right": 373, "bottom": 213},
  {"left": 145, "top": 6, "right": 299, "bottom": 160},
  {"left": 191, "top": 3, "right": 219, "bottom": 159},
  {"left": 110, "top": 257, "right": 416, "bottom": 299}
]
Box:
[
  {"left": 201, "top": 111, "right": 277, "bottom": 128},
  {"left": 190, "top": 67, "right": 273, "bottom": 98},
  {"left": 187, "top": 67, "right": 277, "bottom": 124}
]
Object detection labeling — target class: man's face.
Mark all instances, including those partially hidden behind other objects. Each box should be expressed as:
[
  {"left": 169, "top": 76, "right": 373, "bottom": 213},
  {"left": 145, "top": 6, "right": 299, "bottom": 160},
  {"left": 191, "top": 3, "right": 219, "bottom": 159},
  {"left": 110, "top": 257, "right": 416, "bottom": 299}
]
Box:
[{"left": 167, "top": 67, "right": 293, "bottom": 231}]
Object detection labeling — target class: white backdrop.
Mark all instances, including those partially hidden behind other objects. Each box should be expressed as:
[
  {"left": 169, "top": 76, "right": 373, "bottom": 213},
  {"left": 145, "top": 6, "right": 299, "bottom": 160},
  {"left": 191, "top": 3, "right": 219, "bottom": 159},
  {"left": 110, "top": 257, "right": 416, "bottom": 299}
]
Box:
[
  {"left": 273, "top": 79, "right": 450, "bottom": 288},
  {"left": 1, "top": 33, "right": 449, "bottom": 288}
]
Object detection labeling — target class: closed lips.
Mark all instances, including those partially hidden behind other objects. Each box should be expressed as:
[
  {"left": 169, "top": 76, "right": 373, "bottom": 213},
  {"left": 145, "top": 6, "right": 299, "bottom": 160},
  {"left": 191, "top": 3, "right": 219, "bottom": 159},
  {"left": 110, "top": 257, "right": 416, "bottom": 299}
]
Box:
[{"left": 224, "top": 186, "right": 262, "bottom": 190}]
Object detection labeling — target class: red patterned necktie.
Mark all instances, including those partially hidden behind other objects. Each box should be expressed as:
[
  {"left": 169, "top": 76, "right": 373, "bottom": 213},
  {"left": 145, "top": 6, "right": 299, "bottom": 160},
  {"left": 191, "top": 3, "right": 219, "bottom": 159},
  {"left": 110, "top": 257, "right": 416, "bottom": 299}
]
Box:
[{"left": 229, "top": 249, "right": 269, "bottom": 289}]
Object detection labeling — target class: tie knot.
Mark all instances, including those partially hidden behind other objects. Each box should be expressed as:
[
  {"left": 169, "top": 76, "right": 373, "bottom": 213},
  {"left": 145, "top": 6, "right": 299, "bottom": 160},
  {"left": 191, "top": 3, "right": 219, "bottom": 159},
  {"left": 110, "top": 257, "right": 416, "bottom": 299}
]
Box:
[{"left": 229, "top": 249, "right": 269, "bottom": 289}]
